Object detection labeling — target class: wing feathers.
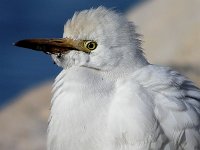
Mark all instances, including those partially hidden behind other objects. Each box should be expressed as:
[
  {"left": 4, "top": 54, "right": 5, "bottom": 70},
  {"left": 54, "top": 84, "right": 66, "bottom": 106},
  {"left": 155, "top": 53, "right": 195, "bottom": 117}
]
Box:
[{"left": 131, "top": 65, "right": 200, "bottom": 149}]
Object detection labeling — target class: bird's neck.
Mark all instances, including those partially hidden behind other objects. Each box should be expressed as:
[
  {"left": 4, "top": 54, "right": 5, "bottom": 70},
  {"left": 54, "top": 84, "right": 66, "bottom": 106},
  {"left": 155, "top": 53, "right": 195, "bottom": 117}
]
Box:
[{"left": 106, "top": 52, "right": 149, "bottom": 79}]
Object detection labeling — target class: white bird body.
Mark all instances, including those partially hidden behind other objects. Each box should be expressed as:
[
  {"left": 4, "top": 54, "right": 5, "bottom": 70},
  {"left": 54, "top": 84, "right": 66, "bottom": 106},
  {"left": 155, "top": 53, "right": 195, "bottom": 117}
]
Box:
[
  {"left": 15, "top": 6, "right": 200, "bottom": 150},
  {"left": 48, "top": 64, "right": 200, "bottom": 150}
]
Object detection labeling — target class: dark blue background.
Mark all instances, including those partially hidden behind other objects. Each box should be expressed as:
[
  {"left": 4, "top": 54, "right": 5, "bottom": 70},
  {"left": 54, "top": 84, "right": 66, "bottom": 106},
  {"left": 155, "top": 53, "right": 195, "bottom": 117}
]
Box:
[{"left": 0, "top": 0, "right": 142, "bottom": 107}]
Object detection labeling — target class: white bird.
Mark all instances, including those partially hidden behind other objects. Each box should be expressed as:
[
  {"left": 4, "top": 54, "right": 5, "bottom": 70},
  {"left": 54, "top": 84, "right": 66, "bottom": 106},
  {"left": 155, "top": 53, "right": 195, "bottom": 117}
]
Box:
[{"left": 15, "top": 7, "right": 200, "bottom": 150}]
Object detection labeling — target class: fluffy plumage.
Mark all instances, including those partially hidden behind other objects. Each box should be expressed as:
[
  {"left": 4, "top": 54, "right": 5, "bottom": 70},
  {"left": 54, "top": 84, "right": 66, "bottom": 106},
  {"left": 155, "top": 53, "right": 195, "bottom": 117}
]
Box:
[{"left": 48, "top": 7, "right": 200, "bottom": 150}]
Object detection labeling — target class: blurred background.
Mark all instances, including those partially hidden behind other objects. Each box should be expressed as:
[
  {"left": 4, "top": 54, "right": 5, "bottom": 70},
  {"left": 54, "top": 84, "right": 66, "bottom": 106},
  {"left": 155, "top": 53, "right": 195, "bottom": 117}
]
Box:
[{"left": 0, "top": 0, "right": 199, "bottom": 149}]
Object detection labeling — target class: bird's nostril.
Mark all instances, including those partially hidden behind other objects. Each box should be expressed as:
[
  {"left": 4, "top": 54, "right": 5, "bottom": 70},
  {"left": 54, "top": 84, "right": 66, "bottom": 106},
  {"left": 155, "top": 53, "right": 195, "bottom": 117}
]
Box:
[{"left": 54, "top": 40, "right": 63, "bottom": 43}]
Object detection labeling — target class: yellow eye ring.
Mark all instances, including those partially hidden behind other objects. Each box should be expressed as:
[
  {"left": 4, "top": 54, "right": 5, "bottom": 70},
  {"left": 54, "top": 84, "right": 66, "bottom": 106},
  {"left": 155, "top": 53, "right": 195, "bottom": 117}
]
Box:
[{"left": 84, "top": 41, "right": 98, "bottom": 51}]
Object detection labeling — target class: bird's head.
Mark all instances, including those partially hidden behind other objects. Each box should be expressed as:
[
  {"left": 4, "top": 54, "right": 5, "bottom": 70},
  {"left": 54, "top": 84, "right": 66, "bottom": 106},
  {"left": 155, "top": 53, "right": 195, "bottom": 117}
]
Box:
[{"left": 15, "top": 7, "right": 147, "bottom": 71}]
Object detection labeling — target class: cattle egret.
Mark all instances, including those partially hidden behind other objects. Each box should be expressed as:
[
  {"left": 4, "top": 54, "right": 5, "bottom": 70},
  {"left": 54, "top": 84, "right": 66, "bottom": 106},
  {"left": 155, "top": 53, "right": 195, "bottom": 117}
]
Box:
[{"left": 15, "top": 7, "right": 200, "bottom": 150}]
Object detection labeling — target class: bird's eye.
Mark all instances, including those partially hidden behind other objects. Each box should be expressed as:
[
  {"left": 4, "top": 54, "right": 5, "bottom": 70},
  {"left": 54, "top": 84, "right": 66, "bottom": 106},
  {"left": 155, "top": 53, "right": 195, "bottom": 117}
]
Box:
[{"left": 84, "top": 41, "right": 98, "bottom": 51}]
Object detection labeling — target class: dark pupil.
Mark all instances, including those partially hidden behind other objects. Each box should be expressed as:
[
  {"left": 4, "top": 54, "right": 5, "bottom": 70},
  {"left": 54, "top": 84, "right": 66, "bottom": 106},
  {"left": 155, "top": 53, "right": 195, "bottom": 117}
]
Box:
[{"left": 88, "top": 43, "right": 94, "bottom": 49}]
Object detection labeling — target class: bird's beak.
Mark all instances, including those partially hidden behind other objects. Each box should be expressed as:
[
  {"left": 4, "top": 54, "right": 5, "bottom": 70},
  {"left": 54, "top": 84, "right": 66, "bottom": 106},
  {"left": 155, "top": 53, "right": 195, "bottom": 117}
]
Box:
[{"left": 14, "top": 38, "right": 85, "bottom": 54}]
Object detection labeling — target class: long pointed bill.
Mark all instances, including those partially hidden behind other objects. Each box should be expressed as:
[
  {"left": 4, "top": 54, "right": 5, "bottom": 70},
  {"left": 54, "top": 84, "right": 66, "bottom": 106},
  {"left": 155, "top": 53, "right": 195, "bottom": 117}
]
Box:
[{"left": 14, "top": 38, "right": 87, "bottom": 54}]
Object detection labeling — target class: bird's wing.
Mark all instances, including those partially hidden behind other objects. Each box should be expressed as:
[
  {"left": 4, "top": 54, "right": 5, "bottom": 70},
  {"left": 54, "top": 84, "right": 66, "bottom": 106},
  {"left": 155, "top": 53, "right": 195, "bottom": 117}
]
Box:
[{"left": 109, "top": 65, "right": 200, "bottom": 150}]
